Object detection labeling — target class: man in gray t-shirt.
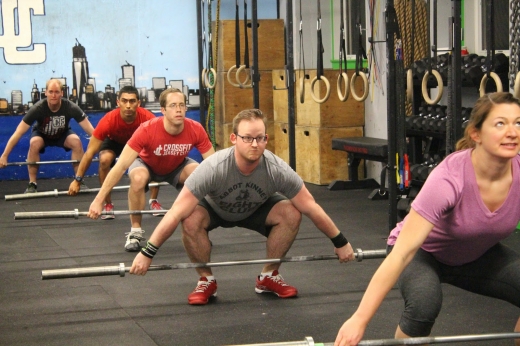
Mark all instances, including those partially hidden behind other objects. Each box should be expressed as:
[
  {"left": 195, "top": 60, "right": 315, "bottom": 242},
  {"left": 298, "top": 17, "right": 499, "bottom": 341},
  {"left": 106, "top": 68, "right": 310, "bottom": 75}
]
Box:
[{"left": 129, "top": 109, "right": 355, "bottom": 305}]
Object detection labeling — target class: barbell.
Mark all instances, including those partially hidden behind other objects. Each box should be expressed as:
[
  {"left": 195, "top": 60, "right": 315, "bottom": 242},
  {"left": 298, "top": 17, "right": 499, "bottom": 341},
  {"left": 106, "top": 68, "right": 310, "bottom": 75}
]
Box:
[
  {"left": 6, "top": 158, "right": 99, "bottom": 166},
  {"left": 225, "top": 332, "right": 520, "bottom": 346},
  {"left": 14, "top": 208, "right": 167, "bottom": 220},
  {"left": 5, "top": 182, "right": 170, "bottom": 201},
  {"left": 41, "top": 248, "right": 387, "bottom": 280}
]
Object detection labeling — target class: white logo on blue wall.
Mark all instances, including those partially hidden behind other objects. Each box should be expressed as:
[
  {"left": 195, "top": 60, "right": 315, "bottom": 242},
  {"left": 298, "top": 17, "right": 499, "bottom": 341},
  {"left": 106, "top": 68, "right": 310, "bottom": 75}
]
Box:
[{"left": 0, "top": 0, "right": 47, "bottom": 64}]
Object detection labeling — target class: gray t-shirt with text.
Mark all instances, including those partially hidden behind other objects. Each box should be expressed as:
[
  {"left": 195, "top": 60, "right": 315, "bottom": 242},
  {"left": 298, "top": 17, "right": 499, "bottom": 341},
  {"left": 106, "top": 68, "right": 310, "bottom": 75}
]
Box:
[{"left": 185, "top": 147, "right": 304, "bottom": 222}]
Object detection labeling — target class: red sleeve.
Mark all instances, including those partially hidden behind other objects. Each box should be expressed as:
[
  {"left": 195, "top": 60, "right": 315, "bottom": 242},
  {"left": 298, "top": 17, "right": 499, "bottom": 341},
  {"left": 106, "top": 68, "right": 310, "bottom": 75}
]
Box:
[
  {"left": 126, "top": 121, "right": 148, "bottom": 154},
  {"left": 92, "top": 110, "right": 115, "bottom": 141},
  {"left": 193, "top": 121, "right": 214, "bottom": 154}
]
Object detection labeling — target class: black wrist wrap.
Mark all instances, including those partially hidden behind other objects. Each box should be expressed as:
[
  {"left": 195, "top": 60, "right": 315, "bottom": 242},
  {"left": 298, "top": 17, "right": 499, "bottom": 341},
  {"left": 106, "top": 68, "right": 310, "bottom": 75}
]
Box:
[
  {"left": 330, "top": 232, "right": 348, "bottom": 248},
  {"left": 140, "top": 241, "right": 159, "bottom": 258}
]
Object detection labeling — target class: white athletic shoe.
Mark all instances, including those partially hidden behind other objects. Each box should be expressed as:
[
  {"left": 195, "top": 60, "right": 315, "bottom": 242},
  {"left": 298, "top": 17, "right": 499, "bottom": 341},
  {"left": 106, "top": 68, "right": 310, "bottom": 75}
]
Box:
[{"left": 124, "top": 229, "right": 145, "bottom": 252}]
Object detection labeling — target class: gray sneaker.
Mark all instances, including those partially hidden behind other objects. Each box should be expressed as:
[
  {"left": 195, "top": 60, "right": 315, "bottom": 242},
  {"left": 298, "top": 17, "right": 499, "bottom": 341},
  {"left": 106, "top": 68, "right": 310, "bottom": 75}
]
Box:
[
  {"left": 24, "top": 182, "right": 37, "bottom": 193},
  {"left": 124, "top": 229, "right": 145, "bottom": 252},
  {"left": 80, "top": 182, "right": 89, "bottom": 191}
]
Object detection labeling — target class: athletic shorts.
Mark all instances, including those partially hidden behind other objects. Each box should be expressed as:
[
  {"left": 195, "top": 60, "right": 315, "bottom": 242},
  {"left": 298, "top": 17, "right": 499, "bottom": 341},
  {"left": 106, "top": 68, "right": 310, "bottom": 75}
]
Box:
[
  {"left": 31, "top": 128, "right": 75, "bottom": 154},
  {"left": 198, "top": 194, "right": 288, "bottom": 237},
  {"left": 128, "top": 157, "right": 197, "bottom": 191},
  {"left": 99, "top": 138, "right": 126, "bottom": 167}
]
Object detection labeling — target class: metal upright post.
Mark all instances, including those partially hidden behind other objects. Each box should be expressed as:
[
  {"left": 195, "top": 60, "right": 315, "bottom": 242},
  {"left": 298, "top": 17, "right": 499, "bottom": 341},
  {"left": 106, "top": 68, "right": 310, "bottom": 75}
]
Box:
[
  {"left": 251, "top": 0, "right": 260, "bottom": 108},
  {"left": 286, "top": 0, "right": 296, "bottom": 169},
  {"left": 451, "top": 0, "right": 462, "bottom": 147},
  {"left": 386, "top": 0, "right": 398, "bottom": 231}
]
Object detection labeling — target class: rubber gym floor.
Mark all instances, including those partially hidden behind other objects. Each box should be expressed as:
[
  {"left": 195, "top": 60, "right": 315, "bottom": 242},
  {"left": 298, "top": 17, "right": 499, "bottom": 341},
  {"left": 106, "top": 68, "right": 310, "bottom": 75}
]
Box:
[{"left": 1, "top": 176, "right": 519, "bottom": 346}]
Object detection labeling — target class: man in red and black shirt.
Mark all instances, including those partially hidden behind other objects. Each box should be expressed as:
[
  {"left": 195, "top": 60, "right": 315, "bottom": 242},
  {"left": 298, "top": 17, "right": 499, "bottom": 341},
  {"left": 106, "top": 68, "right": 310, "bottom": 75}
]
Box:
[{"left": 68, "top": 86, "right": 163, "bottom": 220}]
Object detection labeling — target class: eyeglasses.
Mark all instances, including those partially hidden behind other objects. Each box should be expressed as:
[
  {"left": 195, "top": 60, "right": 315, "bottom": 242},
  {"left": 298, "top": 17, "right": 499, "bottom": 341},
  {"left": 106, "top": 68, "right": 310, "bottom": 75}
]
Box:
[
  {"left": 236, "top": 134, "right": 268, "bottom": 143},
  {"left": 119, "top": 98, "right": 138, "bottom": 105},
  {"left": 166, "top": 103, "right": 186, "bottom": 109}
]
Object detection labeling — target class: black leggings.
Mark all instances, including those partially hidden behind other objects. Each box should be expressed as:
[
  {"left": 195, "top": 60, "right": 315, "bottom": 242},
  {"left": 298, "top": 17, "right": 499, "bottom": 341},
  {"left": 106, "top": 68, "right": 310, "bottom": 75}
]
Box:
[{"left": 392, "top": 243, "right": 520, "bottom": 337}]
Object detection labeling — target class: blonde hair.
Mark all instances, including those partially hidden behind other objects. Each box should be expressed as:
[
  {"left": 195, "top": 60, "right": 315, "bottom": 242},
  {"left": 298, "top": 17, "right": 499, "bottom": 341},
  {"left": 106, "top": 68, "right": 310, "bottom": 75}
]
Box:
[
  {"left": 456, "top": 92, "right": 520, "bottom": 150},
  {"left": 46, "top": 79, "right": 63, "bottom": 90},
  {"left": 159, "top": 88, "right": 186, "bottom": 108}
]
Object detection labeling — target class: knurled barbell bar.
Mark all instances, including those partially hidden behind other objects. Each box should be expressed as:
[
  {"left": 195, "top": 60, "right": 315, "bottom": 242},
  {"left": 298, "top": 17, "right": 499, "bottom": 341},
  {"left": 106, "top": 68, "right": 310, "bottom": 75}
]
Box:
[
  {"left": 224, "top": 332, "right": 520, "bottom": 346},
  {"left": 5, "top": 182, "right": 170, "bottom": 201},
  {"left": 41, "top": 248, "right": 387, "bottom": 280},
  {"left": 6, "top": 158, "right": 99, "bottom": 166},
  {"left": 14, "top": 208, "right": 167, "bottom": 220}
]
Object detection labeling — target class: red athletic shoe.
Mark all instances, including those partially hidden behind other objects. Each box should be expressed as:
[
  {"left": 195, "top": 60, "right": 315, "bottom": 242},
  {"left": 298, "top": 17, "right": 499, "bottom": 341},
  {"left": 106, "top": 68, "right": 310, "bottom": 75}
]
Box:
[
  {"left": 149, "top": 200, "right": 165, "bottom": 217},
  {"left": 188, "top": 277, "right": 217, "bottom": 305},
  {"left": 255, "top": 270, "right": 298, "bottom": 298},
  {"left": 101, "top": 203, "right": 115, "bottom": 220}
]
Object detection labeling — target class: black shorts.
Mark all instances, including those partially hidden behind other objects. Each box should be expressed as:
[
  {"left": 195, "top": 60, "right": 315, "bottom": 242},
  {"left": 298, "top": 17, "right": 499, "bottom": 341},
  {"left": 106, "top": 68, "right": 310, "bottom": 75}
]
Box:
[
  {"left": 31, "top": 128, "right": 75, "bottom": 154},
  {"left": 99, "top": 138, "right": 126, "bottom": 167},
  {"left": 198, "top": 194, "right": 288, "bottom": 237}
]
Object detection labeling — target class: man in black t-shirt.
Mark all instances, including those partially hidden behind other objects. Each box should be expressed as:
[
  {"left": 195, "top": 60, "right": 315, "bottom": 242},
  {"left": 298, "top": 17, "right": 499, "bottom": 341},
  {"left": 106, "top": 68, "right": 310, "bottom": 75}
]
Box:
[{"left": 0, "top": 79, "right": 94, "bottom": 193}]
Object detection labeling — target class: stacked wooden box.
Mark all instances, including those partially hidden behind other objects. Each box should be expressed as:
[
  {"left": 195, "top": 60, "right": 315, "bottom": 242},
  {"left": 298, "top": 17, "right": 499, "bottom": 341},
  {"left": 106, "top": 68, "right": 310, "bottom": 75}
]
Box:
[
  {"left": 273, "top": 69, "right": 365, "bottom": 185},
  {"left": 213, "top": 19, "right": 285, "bottom": 152}
]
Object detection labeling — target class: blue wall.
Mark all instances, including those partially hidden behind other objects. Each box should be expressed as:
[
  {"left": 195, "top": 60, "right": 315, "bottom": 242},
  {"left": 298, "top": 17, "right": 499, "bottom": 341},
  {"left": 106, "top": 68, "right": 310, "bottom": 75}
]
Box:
[{"left": 0, "top": 109, "right": 203, "bottom": 181}]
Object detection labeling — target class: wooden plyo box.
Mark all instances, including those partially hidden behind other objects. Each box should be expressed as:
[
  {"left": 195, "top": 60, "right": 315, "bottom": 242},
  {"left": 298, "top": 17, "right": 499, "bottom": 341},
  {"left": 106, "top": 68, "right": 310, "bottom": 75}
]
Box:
[
  {"left": 274, "top": 122, "right": 289, "bottom": 164},
  {"left": 272, "top": 69, "right": 290, "bottom": 123},
  {"left": 295, "top": 69, "right": 365, "bottom": 128},
  {"left": 295, "top": 125, "right": 364, "bottom": 185},
  {"left": 214, "top": 70, "right": 274, "bottom": 124},
  {"left": 215, "top": 19, "right": 285, "bottom": 72},
  {"left": 215, "top": 120, "right": 275, "bottom": 153}
]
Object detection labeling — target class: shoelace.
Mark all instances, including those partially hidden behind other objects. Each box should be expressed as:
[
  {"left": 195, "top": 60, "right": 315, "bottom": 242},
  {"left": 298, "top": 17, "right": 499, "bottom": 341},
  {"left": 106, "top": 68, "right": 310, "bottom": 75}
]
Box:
[
  {"left": 194, "top": 280, "right": 213, "bottom": 292},
  {"left": 124, "top": 230, "right": 145, "bottom": 240},
  {"left": 266, "top": 275, "right": 288, "bottom": 286},
  {"left": 151, "top": 201, "right": 162, "bottom": 209}
]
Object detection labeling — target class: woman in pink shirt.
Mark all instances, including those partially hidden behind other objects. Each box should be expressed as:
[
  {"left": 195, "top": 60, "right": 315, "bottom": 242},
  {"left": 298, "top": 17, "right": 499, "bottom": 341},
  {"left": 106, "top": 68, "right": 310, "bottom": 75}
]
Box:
[{"left": 335, "top": 92, "right": 520, "bottom": 346}]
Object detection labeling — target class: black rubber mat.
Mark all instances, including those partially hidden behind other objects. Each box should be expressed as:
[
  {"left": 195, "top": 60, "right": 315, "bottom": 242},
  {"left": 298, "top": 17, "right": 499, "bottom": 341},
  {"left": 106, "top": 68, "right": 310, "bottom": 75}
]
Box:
[{"left": 1, "top": 177, "right": 518, "bottom": 345}]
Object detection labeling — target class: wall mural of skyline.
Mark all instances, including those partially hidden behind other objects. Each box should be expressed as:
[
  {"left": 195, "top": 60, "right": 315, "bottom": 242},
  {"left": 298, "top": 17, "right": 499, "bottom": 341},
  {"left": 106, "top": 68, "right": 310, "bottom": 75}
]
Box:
[{"left": 0, "top": 0, "right": 199, "bottom": 111}]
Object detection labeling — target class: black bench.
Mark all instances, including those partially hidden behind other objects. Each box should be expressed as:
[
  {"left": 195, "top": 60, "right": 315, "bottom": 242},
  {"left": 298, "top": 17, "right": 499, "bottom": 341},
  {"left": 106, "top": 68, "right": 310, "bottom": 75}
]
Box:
[{"left": 328, "top": 137, "right": 388, "bottom": 199}]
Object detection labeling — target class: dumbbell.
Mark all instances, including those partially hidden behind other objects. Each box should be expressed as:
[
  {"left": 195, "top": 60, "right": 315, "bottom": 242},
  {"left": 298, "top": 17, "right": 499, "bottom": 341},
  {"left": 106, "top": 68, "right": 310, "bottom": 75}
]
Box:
[
  {"left": 408, "top": 186, "right": 420, "bottom": 199},
  {"left": 410, "top": 163, "right": 423, "bottom": 180},
  {"left": 413, "top": 59, "right": 428, "bottom": 80},
  {"left": 428, "top": 105, "right": 448, "bottom": 132},
  {"left": 397, "top": 197, "right": 413, "bottom": 220},
  {"left": 493, "top": 53, "right": 509, "bottom": 73},
  {"left": 417, "top": 165, "right": 433, "bottom": 181}
]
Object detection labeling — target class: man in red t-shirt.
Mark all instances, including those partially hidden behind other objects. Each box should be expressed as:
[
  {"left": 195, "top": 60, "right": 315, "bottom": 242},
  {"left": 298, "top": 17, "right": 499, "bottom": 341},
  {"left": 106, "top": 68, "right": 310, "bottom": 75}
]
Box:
[
  {"left": 68, "top": 86, "right": 162, "bottom": 220},
  {"left": 87, "top": 88, "right": 215, "bottom": 252}
]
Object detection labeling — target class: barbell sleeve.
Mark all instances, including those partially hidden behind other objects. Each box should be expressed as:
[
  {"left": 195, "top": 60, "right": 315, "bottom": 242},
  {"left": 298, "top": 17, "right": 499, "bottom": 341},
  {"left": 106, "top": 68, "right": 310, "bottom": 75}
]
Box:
[
  {"left": 41, "top": 249, "right": 387, "bottom": 280},
  {"left": 5, "top": 182, "right": 170, "bottom": 201},
  {"left": 14, "top": 208, "right": 167, "bottom": 220},
  {"left": 225, "top": 332, "right": 520, "bottom": 346}
]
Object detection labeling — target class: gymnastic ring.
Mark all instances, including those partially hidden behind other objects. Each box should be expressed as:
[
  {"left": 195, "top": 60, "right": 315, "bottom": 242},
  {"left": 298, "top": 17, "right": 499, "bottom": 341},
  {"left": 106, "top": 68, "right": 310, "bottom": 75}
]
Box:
[
  {"left": 514, "top": 72, "right": 520, "bottom": 99},
  {"left": 227, "top": 65, "right": 240, "bottom": 87},
  {"left": 336, "top": 72, "right": 350, "bottom": 102},
  {"left": 479, "top": 71, "right": 503, "bottom": 97},
  {"left": 406, "top": 69, "right": 413, "bottom": 104},
  {"left": 204, "top": 68, "right": 217, "bottom": 90},
  {"left": 201, "top": 68, "right": 208, "bottom": 88},
  {"left": 236, "top": 65, "right": 252, "bottom": 89},
  {"left": 299, "top": 72, "right": 305, "bottom": 103},
  {"left": 310, "top": 76, "right": 331, "bottom": 104},
  {"left": 421, "top": 69, "right": 444, "bottom": 105},
  {"left": 350, "top": 71, "right": 369, "bottom": 102}
]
